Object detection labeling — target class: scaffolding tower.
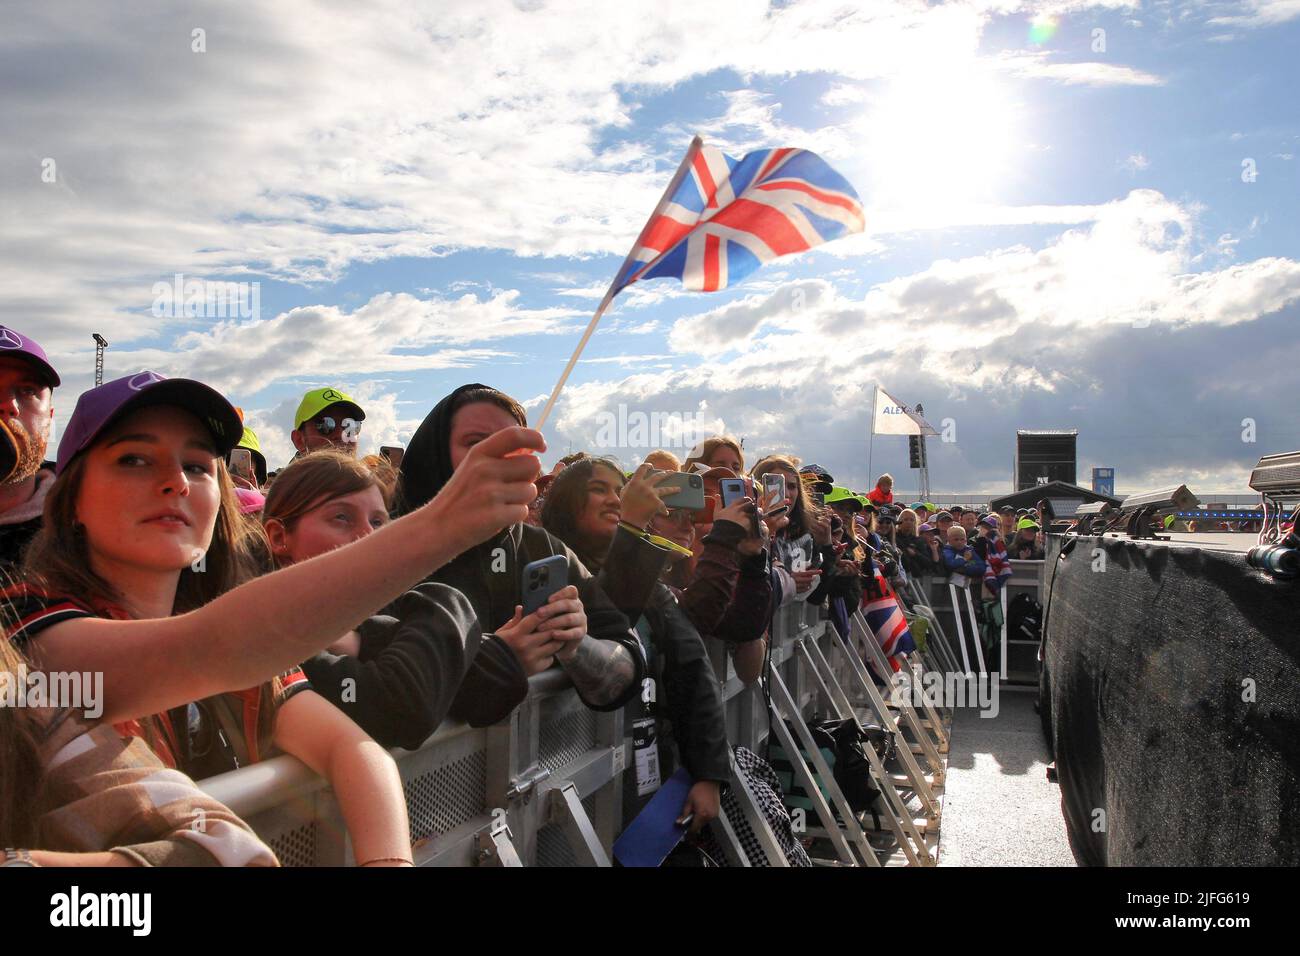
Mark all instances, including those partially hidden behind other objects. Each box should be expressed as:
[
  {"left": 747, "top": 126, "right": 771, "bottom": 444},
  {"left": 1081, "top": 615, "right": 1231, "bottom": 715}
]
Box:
[{"left": 93, "top": 333, "right": 108, "bottom": 385}]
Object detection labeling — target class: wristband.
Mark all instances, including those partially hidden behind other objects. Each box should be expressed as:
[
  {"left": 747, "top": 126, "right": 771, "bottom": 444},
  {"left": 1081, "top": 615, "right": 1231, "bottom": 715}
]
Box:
[{"left": 359, "top": 856, "right": 413, "bottom": 867}]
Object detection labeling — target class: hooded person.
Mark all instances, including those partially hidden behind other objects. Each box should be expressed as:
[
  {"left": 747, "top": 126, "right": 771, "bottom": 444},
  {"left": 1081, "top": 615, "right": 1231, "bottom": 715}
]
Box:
[
  {"left": 394, "top": 384, "right": 643, "bottom": 716},
  {"left": 0, "top": 326, "right": 60, "bottom": 569}
]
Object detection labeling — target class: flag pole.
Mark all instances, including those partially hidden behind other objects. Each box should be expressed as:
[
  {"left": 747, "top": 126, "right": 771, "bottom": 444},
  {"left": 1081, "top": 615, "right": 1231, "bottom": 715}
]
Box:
[
  {"left": 534, "top": 136, "right": 704, "bottom": 430},
  {"left": 867, "top": 384, "right": 877, "bottom": 488}
]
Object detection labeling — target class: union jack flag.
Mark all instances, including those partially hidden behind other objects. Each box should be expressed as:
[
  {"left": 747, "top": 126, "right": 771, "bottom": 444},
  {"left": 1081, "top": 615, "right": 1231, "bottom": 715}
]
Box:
[
  {"left": 611, "top": 137, "right": 864, "bottom": 295},
  {"left": 860, "top": 571, "right": 916, "bottom": 677}
]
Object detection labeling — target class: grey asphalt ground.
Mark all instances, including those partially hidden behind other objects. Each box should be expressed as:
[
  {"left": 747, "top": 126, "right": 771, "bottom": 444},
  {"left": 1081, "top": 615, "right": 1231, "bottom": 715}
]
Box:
[{"left": 937, "top": 688, "right": 1076, "bottom": 867}]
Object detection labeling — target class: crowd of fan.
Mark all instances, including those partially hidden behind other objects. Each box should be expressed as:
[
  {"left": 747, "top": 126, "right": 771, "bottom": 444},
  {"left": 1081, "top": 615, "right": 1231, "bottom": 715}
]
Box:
[{"left": 0, "top": 324, "right": 1046, "bottom": 868}]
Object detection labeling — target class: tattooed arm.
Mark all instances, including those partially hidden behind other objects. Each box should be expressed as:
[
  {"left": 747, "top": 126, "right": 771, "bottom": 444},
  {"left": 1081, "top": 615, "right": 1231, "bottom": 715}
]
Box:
[{"left": 555, "top": 635, "right": 638, "bottom": 709}]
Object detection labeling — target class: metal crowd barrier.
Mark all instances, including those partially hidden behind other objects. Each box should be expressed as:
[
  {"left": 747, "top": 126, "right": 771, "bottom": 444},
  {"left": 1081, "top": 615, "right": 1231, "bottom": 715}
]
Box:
[
  {"left": 200, "top": 600, "right": 831, "bottom": 867},
  {"left": 911, "top": 561, "right": 1044, "bottom": 684}
]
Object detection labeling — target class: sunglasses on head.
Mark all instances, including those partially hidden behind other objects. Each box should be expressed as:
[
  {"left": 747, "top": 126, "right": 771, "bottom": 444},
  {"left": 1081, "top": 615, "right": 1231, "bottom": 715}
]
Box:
[{"left": 310, "top": 415, "right": 360, "bottom": 439}]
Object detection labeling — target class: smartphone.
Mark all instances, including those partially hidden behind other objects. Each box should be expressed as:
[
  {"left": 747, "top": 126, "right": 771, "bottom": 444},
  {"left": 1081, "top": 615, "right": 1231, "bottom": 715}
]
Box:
[
  {"left": 521, "top": 555, "right": 569, "bottom": 616},
  {"left": 229, "top": 447, "right": 256, "bottom": 483},
  {"left": 810, "top": 490, "right": 825, "bottom": 507},
  {"left": 657, "top": 471, "right": 705, "bottom": 511},
  {"left": 762, "top": 473, "right": 786, "bottom": 511},
  {"left": 719, "top": 477, "right": 750, "bottom": 509},
  {"left": 380, "top": 445, "right": 405, "bottom": 469}
]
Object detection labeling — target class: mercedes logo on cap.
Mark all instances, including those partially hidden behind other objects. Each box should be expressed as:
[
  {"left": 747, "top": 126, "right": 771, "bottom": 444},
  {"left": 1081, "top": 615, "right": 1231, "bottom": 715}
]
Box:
[
  {"left": 0, "top": 329, "right": 22, "bottom": 350},
  {"left": 128, "top": 371, "right": 164, "bottom": 391},
  {"left": 322, "top": 388, "right": 342, "bottom": 402}
]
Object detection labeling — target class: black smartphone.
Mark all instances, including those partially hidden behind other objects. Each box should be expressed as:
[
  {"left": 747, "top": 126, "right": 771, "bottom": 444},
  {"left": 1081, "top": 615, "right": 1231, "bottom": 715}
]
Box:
[
  {"left": 380, "top": 445, "right": 405, "bottom": 469},
  {"left": 521, "top": 555, "right": 569, "bottom": 616},
  {"left": 657, "top": 471, "right": 706, "bottom": 510},
  {"left": 719, "top": 478, "right": 749, "bottom": 509}
]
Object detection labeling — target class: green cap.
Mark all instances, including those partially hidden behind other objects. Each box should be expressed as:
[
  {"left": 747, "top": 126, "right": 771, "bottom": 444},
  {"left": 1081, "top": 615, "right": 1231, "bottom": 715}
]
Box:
[
  {"left": 237, "top": 426, "right": 262, "bottom": 455},
  {"left": 294, "top": 387, "right": 365, "bottom": 431},
  {"left": 1163, "top": 514, "right": 1176, "bottom": 529},
  {"left": 824, "top": 485, "right": 864, "bottom": 511},
  {"left": 1016, "top": 517, "right": 1040, "bottom": 531}
]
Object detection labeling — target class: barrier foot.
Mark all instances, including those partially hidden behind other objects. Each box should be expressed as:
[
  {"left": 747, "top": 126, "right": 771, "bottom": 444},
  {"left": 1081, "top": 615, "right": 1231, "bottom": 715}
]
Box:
[
  {"left": 546, "top": 781, "right": 611, "bottom": 867},
  {"left": 475, "top": 817, "right": 524, "bottom": 867}
]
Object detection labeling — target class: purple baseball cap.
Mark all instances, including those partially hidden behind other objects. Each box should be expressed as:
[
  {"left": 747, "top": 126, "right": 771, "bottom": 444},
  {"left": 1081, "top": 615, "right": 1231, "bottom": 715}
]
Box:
[
  {"left": 56, "top": 370, "right": 243, "bottom": 475},
  {"left": 980, "top": 515, "right": 1000, "bottom": 528},
  {"left": 0, "top": 325, "right": 61, "bottom": 387}
]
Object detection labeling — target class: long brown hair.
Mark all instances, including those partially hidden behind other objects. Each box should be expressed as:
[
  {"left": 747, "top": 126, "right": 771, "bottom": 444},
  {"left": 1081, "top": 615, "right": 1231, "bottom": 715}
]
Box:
[
  {"left": 540, "top": 457, "right": 624, "bottom": 569},
  {"left": 0, "top": 637, "right": 44, "bottom": 846},
  {"left": 682, "top": 436, "right": 744, "bottom": 474},
  {"left": 750, "top": 453, "right": 816, "bottom": 538},
  {"left": 22, "top": 450, "right": 259, "bottom": 614}
]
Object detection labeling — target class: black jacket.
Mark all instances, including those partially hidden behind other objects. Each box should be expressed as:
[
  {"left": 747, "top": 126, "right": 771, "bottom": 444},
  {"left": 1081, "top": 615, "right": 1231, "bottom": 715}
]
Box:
[
  {"left": 301, "top": 583, "right": 526, "bottom": 748},
  {"left": 545, "top": 521, "right": 729, "bottom": 817},
  {"left": 616, "top": 582, "right": 730, "bottom": 830},
  {"left": 394, "top": 384, "right": 642, "bottom": 714}
]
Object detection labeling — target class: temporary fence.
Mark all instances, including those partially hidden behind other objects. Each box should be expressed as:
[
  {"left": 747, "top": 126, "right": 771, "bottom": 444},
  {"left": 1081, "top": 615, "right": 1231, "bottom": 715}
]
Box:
[{"left": 201, "top": 568, "right": 1041, "bottom": 867}]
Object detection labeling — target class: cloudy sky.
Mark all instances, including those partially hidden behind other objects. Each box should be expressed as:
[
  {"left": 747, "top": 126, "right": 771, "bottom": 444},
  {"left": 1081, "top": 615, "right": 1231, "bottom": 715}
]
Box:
[{"left": 5, "top": 0, "right": 1298, "bottom": 495}]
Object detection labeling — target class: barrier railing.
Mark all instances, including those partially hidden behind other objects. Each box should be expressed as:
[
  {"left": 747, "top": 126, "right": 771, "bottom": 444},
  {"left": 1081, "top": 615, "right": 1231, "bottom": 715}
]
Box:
[
  {"left": 911, "top": 561, "right": 1044, "bottom": 684},
  {"left": 200, "top": 600, "right": 830, "bottom": 867},
  {"left": 199, "top": 570, "right": 1034, "bottom": 866}
]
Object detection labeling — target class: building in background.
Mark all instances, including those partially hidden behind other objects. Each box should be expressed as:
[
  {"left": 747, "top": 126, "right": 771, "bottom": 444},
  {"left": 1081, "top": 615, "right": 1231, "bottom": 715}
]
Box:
[{"left": 1014, "top": 429, "right": 1078, "bottom": 492}]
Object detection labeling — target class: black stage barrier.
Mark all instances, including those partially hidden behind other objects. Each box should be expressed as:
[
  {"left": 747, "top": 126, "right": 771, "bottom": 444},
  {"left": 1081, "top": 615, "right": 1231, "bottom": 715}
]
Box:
[{"left": 1041, "top": 534, "right": 1299, "bottom": 865}]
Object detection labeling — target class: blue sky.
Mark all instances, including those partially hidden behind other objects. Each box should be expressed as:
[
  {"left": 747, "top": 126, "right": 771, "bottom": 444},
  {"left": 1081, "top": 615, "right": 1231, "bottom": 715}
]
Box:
[{"left": 4, "top": 0, "right": 1299, "bottom": 494}]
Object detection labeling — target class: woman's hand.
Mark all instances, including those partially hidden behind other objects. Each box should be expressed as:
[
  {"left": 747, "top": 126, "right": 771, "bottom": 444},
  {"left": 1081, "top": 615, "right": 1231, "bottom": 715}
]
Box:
[
  {"left": 791, "top": 568, "right": 822, "bottom": 593},
  {"left": 737, "top": 504, "right": 770, "bottom": 556},
  {"left": 807, "top": 508, "right": 833, "bottom": 546},
  {"left": 327, "top": 630, "right": 362, "bottom": 657},
  {"left": 714, "top": 494, "right": 768, "bottom": 555},
  {"left": 496, "top": 606, "right": 565, "bottom": 676},
  {"left": 537, "top": 585, "right": 588, "bottom": 660},
  {"left": 678, "top": 780, "right": 721, "bottom": 834},
  {"left": 620, "top": 463, "right": 679, "bottom": 529},
  {"left": 762, "top": 510, "right": 790, "bottom": 539},
  {"left": 833, "top": 558, "right": 859, "bottom": 577}
]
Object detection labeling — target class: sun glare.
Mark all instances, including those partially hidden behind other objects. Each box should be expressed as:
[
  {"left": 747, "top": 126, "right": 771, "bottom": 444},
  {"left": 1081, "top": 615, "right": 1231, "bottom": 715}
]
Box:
[{"left": 859, "top": 63, "right": 1022, "bottom": 226}]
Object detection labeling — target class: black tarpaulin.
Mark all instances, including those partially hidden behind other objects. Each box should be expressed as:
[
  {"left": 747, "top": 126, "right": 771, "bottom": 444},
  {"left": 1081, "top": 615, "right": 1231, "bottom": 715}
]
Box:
[{"left": 1042, "top": 535, "right": 1300, "bottom": 865}]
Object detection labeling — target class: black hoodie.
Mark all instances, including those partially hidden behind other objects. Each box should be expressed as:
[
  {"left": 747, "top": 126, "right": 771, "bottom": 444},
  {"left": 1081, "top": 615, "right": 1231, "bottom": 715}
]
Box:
[{"left": 393, "top": 384, "right": 643, "bottom": 715}]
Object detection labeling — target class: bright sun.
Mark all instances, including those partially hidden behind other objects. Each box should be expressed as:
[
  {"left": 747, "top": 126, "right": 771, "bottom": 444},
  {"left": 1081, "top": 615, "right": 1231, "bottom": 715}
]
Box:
[{"left": 860, "top": 63, "right": 1021, "bottom": 226}]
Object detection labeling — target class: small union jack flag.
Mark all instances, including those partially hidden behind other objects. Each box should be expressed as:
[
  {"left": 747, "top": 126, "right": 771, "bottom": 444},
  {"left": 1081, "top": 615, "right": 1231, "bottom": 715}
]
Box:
[
  {"left": 611, "top": 137, "right": 865, "bottom": 295},
  {"left": 861, "top": 571, "right": 916, "bottom": 677}
]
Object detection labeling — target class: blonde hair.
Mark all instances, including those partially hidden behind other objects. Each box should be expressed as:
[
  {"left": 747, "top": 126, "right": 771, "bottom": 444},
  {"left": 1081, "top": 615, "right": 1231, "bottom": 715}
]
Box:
[{"left": 644, "top": 449, "right": 681, "bottom": 471}]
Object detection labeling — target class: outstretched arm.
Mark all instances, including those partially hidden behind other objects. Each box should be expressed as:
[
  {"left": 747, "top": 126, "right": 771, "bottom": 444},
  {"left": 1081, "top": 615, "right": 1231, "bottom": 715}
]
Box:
[{"left": 23, "top": 427, "right": 546, "bottom": 726}]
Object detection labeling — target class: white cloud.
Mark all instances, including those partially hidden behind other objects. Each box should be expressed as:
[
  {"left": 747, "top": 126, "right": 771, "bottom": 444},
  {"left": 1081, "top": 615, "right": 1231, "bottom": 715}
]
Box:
[
  {"left": 1208, "top": 0, "right": 1300, "bottom": 27},
  {"left": 95, "top": 289, "right": 579, "bottom": 399},
  {"left": 4, "top": 0, "right": 1156, "bottom": 354},
  {"left": 1121, "top": 153, "right": 1151, "bottom": 173},
  {"left": 994, "top": 51, "right": 1164, "bottom": 86},
  {"left": 540, "top": 189, "right": 1300, "bottom": 490}
]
